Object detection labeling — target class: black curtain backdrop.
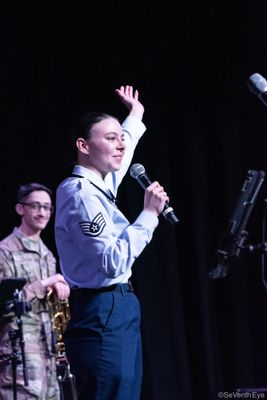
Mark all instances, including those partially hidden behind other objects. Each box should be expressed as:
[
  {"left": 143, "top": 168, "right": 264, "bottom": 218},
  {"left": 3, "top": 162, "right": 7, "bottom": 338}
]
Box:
[{"left": 1, "top": 2, "right": 267, "bottom": 399}]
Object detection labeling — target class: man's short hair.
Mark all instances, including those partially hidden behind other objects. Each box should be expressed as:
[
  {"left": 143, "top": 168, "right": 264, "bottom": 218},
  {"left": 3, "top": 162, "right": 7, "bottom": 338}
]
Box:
[{"left": 17, "top": 183, "right": 52, "bottom": 203}]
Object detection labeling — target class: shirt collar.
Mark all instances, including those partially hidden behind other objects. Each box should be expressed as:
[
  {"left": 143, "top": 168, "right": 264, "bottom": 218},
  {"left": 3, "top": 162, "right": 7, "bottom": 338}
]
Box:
[
  {"left": 72, "top": 165, "right": 114, "bottom": 196},
  {"left": 13, "top": 227, "right": 48, "bottom": 256}
]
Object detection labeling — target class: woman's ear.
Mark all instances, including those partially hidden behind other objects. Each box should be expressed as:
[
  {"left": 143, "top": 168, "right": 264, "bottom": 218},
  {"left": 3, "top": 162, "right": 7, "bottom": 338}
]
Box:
[
  {"left": 76, "top": 138, "right": 90, "bottom": 155},
  {"left": 15, "top": 203, "right": 24, "bottom": 216}
]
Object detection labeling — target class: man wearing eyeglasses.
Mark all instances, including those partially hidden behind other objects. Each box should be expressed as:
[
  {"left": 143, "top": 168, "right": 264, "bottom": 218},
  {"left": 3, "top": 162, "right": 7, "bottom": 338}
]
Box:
[{"left": 0, "top": 182, "right": 70, "bottom": 399}]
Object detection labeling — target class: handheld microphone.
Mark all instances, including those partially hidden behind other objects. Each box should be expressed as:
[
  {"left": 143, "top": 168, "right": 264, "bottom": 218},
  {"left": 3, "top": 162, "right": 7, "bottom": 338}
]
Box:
[
  {"left": 247, "top": 72, "right": 267, "bottom": 106},
  {"left": 129, "top": 163, "right": 179, "bottom": 225}
]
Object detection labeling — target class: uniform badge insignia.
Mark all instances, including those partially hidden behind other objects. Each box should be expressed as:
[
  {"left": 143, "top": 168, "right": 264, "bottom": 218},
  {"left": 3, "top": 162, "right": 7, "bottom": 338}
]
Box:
[{"left": 79, "top": 212, "right": 106, "bottom": 237}]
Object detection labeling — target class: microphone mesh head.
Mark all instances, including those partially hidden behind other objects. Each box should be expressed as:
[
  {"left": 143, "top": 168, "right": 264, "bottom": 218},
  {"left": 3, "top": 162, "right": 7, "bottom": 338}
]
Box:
[
  {"left": 130, "top": 163, "right": 145, "bottom": 179},
  {"left": 247, "top": 72, "right": 267, "bottom": 96}
]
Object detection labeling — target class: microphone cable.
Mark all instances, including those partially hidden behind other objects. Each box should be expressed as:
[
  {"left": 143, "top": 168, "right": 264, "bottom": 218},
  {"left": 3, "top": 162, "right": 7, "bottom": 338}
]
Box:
[{"left": 260, "top": 199, "right": 267, "bottom": 292}]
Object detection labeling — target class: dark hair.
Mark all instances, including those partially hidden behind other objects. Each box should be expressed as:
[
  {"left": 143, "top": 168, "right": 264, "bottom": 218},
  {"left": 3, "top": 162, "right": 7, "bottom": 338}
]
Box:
[
  {"left": 17, "top": 182, "right": 52, "bottom": 203},
  {"left": 67, "top": 111, "right": 118, "bottom": 164}
]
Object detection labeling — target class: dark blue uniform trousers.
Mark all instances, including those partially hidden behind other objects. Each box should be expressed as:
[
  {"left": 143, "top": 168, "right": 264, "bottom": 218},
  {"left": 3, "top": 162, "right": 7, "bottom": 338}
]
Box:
[{"left": 64, "top": 283, "right": 142, "bottom": 400}]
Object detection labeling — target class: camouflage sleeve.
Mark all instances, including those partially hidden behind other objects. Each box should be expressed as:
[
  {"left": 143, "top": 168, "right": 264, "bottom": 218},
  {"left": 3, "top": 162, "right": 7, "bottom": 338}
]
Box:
[
  {"left": 0, "top": 249, "right": 14, "bottom": 280},
  {"left": 23, "top": 250, "right": 57, "bottom": 301},
  {"left": 22, "top": 280, "right": 47, "bottom": 301}
]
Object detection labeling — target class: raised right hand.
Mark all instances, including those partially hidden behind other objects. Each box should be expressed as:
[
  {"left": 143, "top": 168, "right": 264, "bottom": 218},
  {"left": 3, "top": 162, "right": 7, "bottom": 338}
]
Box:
[{"left": 115, "top": 85, "right": 144, "bottom": 120}]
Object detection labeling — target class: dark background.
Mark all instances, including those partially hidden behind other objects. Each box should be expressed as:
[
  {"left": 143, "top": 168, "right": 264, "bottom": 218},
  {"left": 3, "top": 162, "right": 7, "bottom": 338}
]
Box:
[{"left": 2, "top": 2, "right": 267, "bottom": 399}]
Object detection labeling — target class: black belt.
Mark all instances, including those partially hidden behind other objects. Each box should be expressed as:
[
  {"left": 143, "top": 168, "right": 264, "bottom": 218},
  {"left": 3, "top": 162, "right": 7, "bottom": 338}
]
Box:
[{"left": 70, "top": 282, "right": 134, "bottom": 296}]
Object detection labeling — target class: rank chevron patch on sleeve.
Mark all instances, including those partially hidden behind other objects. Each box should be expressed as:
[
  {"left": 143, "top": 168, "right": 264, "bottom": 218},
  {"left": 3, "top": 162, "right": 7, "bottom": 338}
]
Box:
[{"left": 79, "top": 212, "right": 106, "bottom": 236}]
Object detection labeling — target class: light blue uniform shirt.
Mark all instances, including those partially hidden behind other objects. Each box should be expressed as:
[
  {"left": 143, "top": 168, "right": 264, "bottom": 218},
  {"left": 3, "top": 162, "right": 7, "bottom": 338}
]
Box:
[{"left": 55, "top": 116, "right": 159, "bottom": 289}]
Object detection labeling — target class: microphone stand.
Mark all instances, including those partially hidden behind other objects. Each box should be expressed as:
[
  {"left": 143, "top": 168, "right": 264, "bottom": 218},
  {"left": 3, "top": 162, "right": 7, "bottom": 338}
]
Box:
[
  {"left": 13, "top": 289, "right": 29, "bottom": 388},
  {"left": 8, "top": 329, "right": 21, "bottom": 400},
  {"left": 209, "top": 230, "right": 249, "bottom": 279},
  {"left": 246, "top": 241, "right": 267, "bottom": 254},
  {"left": 0, "top": 287, "right": 31, "bottom": 400},
  {"left": 209, "top": 169, "right": 265, "bottom": 279}
]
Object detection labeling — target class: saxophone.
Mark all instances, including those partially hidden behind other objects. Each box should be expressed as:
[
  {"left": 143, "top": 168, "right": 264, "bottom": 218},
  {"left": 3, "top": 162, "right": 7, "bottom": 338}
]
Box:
[{"left": 47, "top": 290, "right": 77, "bottom": 400}]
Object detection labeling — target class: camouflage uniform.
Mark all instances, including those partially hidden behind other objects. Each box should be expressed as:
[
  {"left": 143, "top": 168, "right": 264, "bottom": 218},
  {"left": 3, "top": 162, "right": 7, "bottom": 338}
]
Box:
[{"left": 0, "top": 227, "right": 60, "bottom": 400}]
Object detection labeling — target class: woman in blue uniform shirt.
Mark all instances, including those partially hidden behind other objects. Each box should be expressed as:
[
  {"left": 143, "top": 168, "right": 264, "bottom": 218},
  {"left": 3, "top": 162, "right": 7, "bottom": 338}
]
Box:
[{"left": 55, "top": 85, "right": 170, "bottom": 400}]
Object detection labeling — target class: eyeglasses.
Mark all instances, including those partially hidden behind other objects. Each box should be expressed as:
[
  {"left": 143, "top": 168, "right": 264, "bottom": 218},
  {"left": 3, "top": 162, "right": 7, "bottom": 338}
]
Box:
[{"left": 20, "top": 202, "right": 54, "bottom": 214}]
